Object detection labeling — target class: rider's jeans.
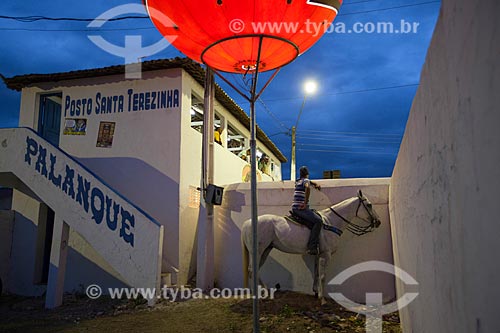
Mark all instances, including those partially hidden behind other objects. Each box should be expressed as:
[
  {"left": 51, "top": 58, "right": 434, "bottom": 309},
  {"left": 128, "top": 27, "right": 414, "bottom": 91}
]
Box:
[{"left": 292, "top": 208, "right": 323, "bottom": 250}]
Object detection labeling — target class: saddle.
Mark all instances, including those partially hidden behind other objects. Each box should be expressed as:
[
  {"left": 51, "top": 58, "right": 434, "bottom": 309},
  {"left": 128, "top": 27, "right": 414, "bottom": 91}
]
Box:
[
  {"left": 285, "top": 210, "right": 343, "bottom": 236},
  {"left": 284, "top": 210, "right": 321, "bottom": 230}
]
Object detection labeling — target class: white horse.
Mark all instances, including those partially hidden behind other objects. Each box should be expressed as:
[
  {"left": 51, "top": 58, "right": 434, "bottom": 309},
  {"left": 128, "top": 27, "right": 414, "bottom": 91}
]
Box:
[{"left": 241, "top": 190, "right": 381, "bottom": 304}]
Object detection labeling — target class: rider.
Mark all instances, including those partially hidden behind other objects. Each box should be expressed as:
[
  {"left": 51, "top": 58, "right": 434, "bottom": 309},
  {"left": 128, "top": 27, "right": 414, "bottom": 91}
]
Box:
[{"left": 292, "top": 166, "right": 322, "bottom": 255}]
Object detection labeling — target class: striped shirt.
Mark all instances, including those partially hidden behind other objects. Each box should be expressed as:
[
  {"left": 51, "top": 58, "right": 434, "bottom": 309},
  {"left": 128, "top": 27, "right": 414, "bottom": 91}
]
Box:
[{"left": 292, "top": 178, "right": 310, "bottom": 209}]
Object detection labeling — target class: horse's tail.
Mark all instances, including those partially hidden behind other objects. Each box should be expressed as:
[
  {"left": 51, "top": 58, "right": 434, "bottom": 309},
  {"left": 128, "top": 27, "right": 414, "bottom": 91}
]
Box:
[{"left": 241, "top": 231, "right": 249, "bottom": 289}]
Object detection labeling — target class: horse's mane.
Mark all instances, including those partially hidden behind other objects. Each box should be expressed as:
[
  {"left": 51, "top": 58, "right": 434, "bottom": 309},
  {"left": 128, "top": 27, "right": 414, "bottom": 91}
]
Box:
[{"left": 323, "top": 195, "right": 358, "bottom": 212}]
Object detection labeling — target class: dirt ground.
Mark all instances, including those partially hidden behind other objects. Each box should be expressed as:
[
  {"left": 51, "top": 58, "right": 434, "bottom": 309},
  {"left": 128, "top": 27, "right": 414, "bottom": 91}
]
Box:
[{"left": 0, "top": 291, "right": 401, "bottom": 333}]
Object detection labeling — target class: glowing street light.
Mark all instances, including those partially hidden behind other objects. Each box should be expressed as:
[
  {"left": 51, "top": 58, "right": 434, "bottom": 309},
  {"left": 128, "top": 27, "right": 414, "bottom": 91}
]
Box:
[
  {"left": 290, "top": 80, "right": 317, "bottom": 180},
  {"left": 304, "top": 80, "right": 318, "bottom": 95}
]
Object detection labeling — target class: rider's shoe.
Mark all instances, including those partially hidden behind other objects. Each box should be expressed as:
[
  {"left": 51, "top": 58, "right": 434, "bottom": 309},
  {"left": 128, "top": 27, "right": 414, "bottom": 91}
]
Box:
[{"left": 307, "top": 245, "right": 319, "bottom": 256}]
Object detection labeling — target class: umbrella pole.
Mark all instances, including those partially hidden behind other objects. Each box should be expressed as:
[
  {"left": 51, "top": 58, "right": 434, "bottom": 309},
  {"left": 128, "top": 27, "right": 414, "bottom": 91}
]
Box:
[{"left": 249, "top": 36, "right": 264, "bottom": 333}]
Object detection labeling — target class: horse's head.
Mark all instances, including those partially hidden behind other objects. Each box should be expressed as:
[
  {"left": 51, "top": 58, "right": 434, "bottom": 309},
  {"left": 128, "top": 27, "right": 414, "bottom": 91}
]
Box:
[
  {"left": 326, "top": 189, "right": 381, "bottom": 236},
  {"left": 357, "top": 189, "right": 381, "bottom": 229}
]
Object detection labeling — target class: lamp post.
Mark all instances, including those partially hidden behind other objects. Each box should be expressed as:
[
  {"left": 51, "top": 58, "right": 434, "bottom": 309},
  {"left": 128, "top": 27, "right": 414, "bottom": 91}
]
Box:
[{"left": 290, "top": 80, "right": 317, "bottom": 180}]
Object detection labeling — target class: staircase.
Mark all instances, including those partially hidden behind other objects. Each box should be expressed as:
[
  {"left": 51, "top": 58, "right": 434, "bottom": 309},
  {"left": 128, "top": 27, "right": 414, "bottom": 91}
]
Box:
[{"left": 0, "top": 128, "right": 163, "bottom": 307}]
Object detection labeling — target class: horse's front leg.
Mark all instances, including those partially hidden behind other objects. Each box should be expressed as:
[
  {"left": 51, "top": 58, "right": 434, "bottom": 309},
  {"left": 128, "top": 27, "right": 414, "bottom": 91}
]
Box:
[{"left": 317, "top": 254, "right": 329, "bottom": 305}]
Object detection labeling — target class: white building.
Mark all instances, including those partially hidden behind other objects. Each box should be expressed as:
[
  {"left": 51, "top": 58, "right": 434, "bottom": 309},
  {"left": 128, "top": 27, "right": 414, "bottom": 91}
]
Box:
[{"left": 0, "top": 57, "right": 286, "bottom": 303}]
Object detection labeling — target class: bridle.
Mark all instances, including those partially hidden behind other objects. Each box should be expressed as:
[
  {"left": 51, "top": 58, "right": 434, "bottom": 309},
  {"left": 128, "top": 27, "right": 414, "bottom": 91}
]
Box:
[{"left": 329, "top": 195, "right": 380, "bottom": 236}]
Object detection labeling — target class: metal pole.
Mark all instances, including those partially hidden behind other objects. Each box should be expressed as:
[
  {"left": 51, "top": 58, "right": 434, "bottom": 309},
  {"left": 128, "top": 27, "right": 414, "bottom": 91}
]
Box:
[
  {"left": 250, "top": 97, "right": 259, "bottom": 333},
  {"left": 197, "top": 66, "right": 215, "bottom": 291},
  {"left": 250, "top": 36, "right": 264, "bottom": 333},
  {"left": 290, "top": 126, "right": 296, "bottom": 181},
  {"left": 291, "top": 95, "right": 307, "bottom": 181},
  {"left": 209, "top": 48, "right": 281, "bottom": 333}
]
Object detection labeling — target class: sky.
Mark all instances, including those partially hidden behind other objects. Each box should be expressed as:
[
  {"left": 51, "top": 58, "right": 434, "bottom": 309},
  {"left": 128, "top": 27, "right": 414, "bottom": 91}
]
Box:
[{"left": 0, "top": 0, "right": 441, "bottom": 180}]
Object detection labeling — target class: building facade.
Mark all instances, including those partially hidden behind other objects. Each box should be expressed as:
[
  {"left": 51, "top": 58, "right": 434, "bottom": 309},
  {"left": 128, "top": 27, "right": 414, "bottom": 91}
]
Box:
[{"left": 0, "top": 58, "right": 286, "bottom": 299}]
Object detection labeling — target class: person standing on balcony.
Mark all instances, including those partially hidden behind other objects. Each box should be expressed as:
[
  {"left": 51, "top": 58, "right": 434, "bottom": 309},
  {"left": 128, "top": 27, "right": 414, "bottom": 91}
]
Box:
[{"left": 214, "top": 127, "right": 223, "bottom": 145}]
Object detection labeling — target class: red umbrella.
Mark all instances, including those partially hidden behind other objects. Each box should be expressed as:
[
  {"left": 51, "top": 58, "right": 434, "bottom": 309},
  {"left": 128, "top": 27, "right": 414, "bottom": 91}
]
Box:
[{"left": 143, "top": 0, "right": 342, "bottom": 73}]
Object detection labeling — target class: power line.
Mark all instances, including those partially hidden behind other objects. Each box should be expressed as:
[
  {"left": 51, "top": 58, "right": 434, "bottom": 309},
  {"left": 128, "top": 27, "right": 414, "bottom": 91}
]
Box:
[
  {"left": 298, "top": 148, "right": 398, "bottom": 155},
  {"left": 257, "top": 97, "right": 290, "bottom": 133},
  {"left": 343, "top": 0, "right": 380, "bottom": 6},
  {"left": 296, "top": 135, "right": 401, "bottom": 143},
  {"left": 0, "top": 15, "right": 149, "bottom": 22},
  {"left": 338, "top": 1, "right": 440, "bottom": 16},
  {"left": 257, "top": 83, "right": 418, "bottom": 103},
  {"left": 300, "top": 132, "right": 402, "bottom": 140},
  {"left": 298, "top": 143, "right": 392, "bottom": 150},
  {"left": 0, "top": 1, "right": 440, "bottom": 23},
  {"left": 268, "top": 131, "right": 289, "bottom": 138},
  {"left": 298, "top": 129, "right": 402, "bottom": 137},
  {"left": 0, "top": 27, "right": 154, "bottom": 32}
]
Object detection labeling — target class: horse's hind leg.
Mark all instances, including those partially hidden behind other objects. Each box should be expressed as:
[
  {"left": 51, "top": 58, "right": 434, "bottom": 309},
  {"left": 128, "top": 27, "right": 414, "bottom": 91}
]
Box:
[
  {"left": 247, "top": 244, "right": 272, "bottom": 292},
  {"left": 258, "top": 245, "right": 273, "bottom": 288}
]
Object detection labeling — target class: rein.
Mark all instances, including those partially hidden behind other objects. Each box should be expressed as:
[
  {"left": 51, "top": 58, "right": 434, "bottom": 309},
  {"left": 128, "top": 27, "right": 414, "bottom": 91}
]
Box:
[{"left": 328, "top": 197, "right": 377, "bottom": 236}]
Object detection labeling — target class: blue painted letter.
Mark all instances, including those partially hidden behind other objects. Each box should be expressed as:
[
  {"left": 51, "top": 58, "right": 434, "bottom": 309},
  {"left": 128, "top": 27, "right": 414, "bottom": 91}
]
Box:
[
  {"left": 91, "top": 187, "right": 104, "bottom": 224},
  {"left": 61, "top": 165, "right": 75, "bottom": 199},
  {"left": 119, "top": 207, "right": 135, "bottom": 247},
  {"left": 48, "top": 153, "right": 62, "bottom": 188},
  {"left": 105, "top": 196, "right": 120, "bottom": 231},
  {"left": 76, "top": 175, "right": 91, "bottom": 213},
  {"left": 25, "top": 136, "right": 38, "bottom": 165},
  {"left": 35, "top": 145, "right": 48, "bottom": 177}
]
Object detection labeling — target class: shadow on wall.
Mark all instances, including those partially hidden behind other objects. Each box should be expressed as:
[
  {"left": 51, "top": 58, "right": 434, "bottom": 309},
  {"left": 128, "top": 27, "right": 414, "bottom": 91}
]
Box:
[
  {"left": 0, "top": 188, "right": 12, "bottom": 210},
  {"left": 7, "top": 211, "right": 129, "bottom": 297},
  {"left": 7, "top": 212, "right": 47, "bottom": 296},
  {"left": 214, "top": 207, "right": 248, "bottom": 287},
  {"left": 178, "top": 206, "right": 200, "bottom": 285},
  {"left": 222, "top": 190, "right": 246, "bottom": 213},
  {"left": 76, "top": 157, "right": 179, "bottom": 224},
  {"left": 64, "top": 246, "right": 127, "bottom": 294},
  {"left": 260, "top": 256, "right": 304, "bottom": 291},
  {"left": 76, "top": 156, "right": 180, "bottom": 272}
]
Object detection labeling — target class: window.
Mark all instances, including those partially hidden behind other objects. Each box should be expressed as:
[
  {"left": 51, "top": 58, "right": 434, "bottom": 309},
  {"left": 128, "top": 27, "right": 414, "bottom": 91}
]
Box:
[
  {"left": 226, "top": 123, "right": 246, "bottom": 156},
  {"left": 191, "top": 93, "right": 223, "bottom": 141},
  {"left": 190, "top": 94, "right": 204, "bottom": 133}
]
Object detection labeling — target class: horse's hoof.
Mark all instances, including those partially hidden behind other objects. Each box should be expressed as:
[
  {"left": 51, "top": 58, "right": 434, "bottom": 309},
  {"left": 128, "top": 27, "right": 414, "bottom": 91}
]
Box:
[
  {"left": 320, "top": 298, "right": 327, "bottom": 306},
  {"left": 314, "top": 292, "right": 318, "bottom": 298}
]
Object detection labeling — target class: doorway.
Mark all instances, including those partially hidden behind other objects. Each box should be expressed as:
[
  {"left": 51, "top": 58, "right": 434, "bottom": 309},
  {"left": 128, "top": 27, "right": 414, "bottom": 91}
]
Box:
[{"left": 38, "top": 93, "right": 62, "bottom": 146}]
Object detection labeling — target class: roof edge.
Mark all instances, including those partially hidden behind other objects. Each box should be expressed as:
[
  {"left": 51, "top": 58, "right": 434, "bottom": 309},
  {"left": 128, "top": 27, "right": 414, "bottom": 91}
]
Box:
[{"left": 2, "top": 57, "right": 287, "bottom": 163}]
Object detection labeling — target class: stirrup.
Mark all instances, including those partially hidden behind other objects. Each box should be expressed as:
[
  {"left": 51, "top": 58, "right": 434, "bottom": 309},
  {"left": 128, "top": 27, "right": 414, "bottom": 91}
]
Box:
[{"left": 307, "top": 245, "right": 320, "bottom": 256}]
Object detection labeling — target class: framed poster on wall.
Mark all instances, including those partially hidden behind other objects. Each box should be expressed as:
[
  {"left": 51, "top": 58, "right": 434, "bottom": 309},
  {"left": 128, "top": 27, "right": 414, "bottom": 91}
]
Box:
[
  {"left": 96, "top": 121, "right": 115, "bottom": 148},
  {"left": 63, "top": 118, "right": 87, "bottom": 135}
]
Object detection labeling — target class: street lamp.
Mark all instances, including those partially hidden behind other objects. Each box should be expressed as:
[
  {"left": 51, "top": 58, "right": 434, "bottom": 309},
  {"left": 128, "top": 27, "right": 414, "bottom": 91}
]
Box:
[{"left": 290, "top": 80, "right": 317, "bottom": 180}]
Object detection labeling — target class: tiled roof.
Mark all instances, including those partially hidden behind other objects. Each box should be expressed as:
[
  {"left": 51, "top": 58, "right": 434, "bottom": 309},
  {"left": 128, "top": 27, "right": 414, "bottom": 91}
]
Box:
[{"left": 2, "top": 57, "right": 287, "bottom": 162}]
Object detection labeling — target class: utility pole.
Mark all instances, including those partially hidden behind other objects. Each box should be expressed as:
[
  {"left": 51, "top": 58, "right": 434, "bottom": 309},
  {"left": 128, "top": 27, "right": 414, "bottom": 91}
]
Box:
[
  {"left": 290, "top": 94, "right": 307, "bottom": 181},
  {"left": 290, "top": 125, "right": 296, "bottom": 180},
  {"left": 290, "top": 80, "right": 317, "bottom": 181}
]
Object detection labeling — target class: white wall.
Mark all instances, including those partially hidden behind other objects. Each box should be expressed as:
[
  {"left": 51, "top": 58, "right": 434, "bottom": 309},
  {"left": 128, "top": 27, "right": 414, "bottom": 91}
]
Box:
[
  {"left": 214, "top": 178, "right": 394, "bottom": 303},
  {"left": 389, "top": 1, "right": 500, "bottom": 332}
]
